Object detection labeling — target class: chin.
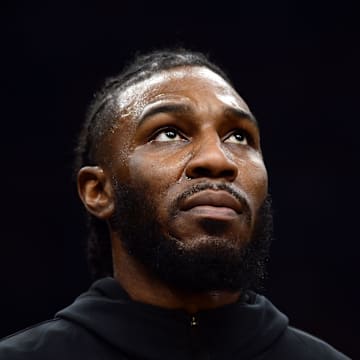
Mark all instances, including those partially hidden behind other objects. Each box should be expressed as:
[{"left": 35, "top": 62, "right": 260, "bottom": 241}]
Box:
[
  {"left": 169, "top": 217, "right": 252, "bottom": 251},
  {"left": 176, "top": 233, "right": 249, "bottom": 253}
]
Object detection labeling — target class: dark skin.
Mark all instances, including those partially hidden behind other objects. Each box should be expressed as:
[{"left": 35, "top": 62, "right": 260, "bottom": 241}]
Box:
[{"left": 78, "top": 66, "right": 268, "bottom": 314}]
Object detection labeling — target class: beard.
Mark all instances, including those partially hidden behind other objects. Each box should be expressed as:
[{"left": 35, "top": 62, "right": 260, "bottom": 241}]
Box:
[{"left": 109, "top": 180, "right": 273, "bottom": 293}]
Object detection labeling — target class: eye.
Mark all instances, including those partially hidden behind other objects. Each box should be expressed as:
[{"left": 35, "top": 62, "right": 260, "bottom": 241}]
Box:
[
  {"left": 152, "top": 128, "right": 184, "bottom": 142},
  {"left": 224, "top": 130, "right": 248, "bottom": 145}
]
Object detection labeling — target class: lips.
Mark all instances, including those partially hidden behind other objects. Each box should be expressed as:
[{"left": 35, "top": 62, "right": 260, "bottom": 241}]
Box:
[{"left": 180, "top": 190, "right": 243, "bottom": 214}]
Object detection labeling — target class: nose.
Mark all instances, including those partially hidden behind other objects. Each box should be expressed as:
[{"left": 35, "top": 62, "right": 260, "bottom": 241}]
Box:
[{"left": 185, "top": 134, "right": 238, "bottom": 181}]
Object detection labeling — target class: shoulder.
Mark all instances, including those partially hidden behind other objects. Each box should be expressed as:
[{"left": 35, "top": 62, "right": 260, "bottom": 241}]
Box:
[
  {"left": 273, "top": 326, "right": 351, "bottom": 359},
  {"left": 0, "top": 318, "right": 104, "bottom": 360},
  {"left": 0, "top": 319, "right": 77, "bottom": 359}
]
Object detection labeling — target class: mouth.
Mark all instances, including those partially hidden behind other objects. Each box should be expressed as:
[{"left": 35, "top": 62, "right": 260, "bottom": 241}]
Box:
[{"left": 180, "top": 190, "right": 244, "bottom": 221}]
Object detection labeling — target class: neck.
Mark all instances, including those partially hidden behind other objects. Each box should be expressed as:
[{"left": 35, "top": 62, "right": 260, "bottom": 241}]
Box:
[{"left": 111, "top": 237, "right": 241, "bottom": 314}]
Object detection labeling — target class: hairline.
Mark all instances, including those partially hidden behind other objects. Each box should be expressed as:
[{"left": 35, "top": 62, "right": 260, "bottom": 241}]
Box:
[{"left": 89, "top": 64, "right": 238, "bottom": 163}]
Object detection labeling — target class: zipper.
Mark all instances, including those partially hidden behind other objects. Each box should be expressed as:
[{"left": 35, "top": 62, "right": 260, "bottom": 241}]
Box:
[
  {"left": 189, "top": 314, "right": 210, "bottom": 359},
  {"left": 190, "top": 315, "right": 198, "bottom": 327},
  {"left": 190, "top": 314, "right": 200, "bottom": 359}
]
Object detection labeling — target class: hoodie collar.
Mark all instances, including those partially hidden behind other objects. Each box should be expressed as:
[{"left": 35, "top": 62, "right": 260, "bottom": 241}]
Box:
[{"left": 57, "top": 277, "right": 288, "bottom": 360}]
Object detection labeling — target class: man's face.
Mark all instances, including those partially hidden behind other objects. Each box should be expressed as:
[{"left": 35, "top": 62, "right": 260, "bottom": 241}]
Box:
[{"left": 103, "top": 66, "right": 270, "bottom": 291}]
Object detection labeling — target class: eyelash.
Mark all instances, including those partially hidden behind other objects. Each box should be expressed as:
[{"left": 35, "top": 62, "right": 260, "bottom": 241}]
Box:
[
  {"left": 225, "top": 129, "right": 251, "bottom": 144},
  {"left": 149, "top": 127, "right": 251, "bottom": 144},
  {"left": 150, "top": 127, "right": 186, "bottom": 142}
]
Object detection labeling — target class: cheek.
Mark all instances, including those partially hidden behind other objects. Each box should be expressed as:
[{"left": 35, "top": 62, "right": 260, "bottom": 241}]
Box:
[
  {"left": 127, "top": 148, "right": 190, "bottom": 222},
  {"left": 127, "top": 145, "right": 189, "bottom": 190},
  {"left": 238, "top": 153, "right": 268, "bottom": 210}
]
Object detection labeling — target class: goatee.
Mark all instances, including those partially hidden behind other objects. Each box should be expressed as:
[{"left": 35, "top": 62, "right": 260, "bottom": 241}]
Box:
[{"left": 110, "top": 181, "right": 273, "bottom": 293}]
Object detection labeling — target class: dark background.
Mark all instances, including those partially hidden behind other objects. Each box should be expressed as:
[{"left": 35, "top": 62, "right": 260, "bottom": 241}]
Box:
[{"left": 1, "top": 1, "right": 358, "bottom": 358}]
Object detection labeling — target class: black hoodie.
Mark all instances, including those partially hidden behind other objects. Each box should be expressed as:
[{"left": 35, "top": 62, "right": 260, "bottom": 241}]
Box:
[{"left": 0, "top": 277, "right": 349, "bottom": 359}]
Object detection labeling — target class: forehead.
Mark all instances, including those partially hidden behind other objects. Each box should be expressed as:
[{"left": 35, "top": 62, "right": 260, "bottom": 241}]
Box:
[{"left": 114, "top": 66, "right": 250, "bottom": 120}]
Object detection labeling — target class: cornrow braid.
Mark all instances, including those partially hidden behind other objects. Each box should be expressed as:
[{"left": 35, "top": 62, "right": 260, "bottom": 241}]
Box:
[{"left": 73, "top": 48, "right": 233, "bottom": 279}]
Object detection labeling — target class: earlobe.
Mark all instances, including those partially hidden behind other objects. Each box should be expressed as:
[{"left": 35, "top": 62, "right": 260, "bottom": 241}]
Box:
[{"left": 77, "top": 166, "right": 115, "bottom": 219}]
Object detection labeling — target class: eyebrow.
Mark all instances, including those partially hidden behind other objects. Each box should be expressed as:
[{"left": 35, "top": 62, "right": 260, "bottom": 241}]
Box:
[
  {"left": 137, "top": 103, "right": 194, "bottom": 126},
  {"left": 223, "top": 107, "right": 258, "bottom": 127},
  {"left": 137, "top": 101, "right": 258, "bottom": 127}
]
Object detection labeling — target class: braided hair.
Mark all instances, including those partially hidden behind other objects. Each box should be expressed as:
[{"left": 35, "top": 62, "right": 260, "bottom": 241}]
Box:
[{"left": 73, "top": 48, "right": 233, "bottom": 279}]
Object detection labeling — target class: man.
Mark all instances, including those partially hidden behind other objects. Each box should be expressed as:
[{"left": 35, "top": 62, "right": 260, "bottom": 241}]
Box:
[{"left": 0, "top": 49, "right": 350, "bottom": 359}]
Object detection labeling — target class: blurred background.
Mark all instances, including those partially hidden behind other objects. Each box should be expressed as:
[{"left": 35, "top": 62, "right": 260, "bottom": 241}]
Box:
[{"left": 1, "top": 1, "right": 358, "bottom": 358}]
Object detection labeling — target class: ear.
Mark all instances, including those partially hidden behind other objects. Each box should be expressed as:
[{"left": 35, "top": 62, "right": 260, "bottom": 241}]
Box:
[{"left": 77, "top": 166, "right": 115, "bottom": 219}]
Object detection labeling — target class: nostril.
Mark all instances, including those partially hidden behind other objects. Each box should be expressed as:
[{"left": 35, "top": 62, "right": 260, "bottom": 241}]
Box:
[
  {"left": 185, "top": 144, "right": 239, "bottom": 180},
  {"left": 221, "top": 169, "right": 236, "bottom": 179},
  {"left": 191, "top": 167, "right": 212, "bottom": 178},
  {"left": 188, "top": 166, "right": 236, "bottom": 180}
]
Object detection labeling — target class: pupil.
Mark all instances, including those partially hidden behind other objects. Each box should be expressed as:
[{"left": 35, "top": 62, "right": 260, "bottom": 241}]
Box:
[
  {"left": 235, "top": 132, "right": 244, "bottom": 141},
  {"left": 166, "top": 130, "right": 176, "bottom": 138}
]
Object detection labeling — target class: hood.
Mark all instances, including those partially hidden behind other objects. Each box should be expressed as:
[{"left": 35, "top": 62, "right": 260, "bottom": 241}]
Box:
[{"left": 57, "top": 278, "right": 288, "bottom": 360}]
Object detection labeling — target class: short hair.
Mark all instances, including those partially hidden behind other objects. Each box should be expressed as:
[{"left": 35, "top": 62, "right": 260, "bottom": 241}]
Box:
[{"left": 74, "top": 48, "right": 234, "bottom": 279}]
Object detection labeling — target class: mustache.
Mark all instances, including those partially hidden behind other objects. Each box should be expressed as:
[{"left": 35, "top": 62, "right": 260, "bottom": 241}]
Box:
[{"left": 174, "top": 182, "right": 251, "bottom": 218}]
